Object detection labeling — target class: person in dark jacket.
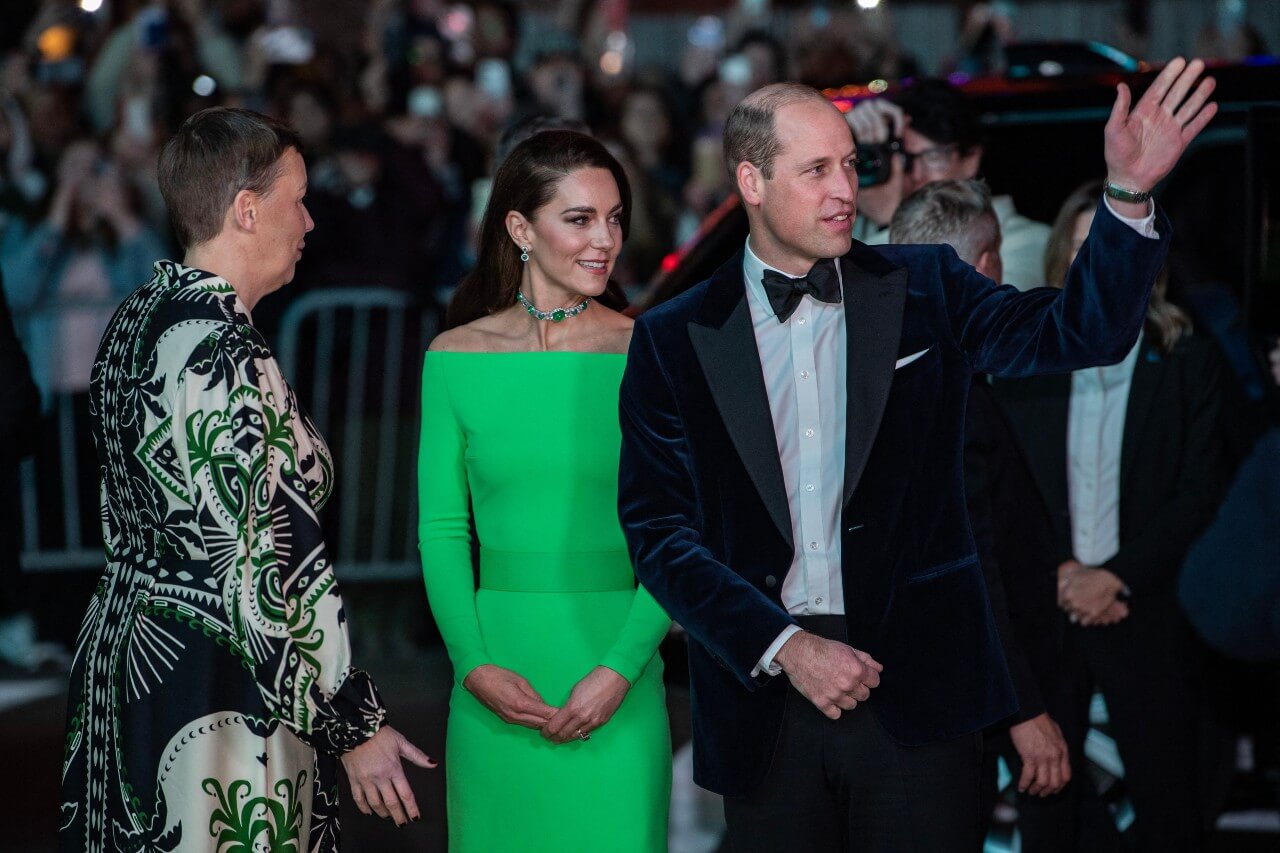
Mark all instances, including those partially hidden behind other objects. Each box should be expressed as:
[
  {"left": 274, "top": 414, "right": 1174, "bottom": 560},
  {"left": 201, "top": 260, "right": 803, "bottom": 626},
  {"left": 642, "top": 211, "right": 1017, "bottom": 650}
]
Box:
[{"left": 991, "top": 181, "right": 1230, "bottom": 853}]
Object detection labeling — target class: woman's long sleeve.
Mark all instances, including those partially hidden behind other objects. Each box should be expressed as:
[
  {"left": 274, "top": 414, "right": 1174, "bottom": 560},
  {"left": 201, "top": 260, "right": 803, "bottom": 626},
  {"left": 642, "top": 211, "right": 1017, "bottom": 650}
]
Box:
[
  {"left": 171, "top": 322, "right": 385, "bottom": 755},
  {"left": 599, "top": 584, "right": 671, "bottom": 686},
  {"left": 418, "top": 354, "right": 490, "bottom": 684}
]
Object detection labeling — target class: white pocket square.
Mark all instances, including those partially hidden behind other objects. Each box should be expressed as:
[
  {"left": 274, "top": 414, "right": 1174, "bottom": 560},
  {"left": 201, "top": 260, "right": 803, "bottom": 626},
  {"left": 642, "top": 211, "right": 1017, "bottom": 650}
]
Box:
[{"left": 894, "top": 348, "right": 931, "bottom": 370}]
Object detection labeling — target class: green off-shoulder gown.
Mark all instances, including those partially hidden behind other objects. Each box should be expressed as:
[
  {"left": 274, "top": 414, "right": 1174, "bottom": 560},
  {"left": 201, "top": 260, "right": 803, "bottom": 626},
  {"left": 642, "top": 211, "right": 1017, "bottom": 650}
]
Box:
[{"left": 419, "top": 351, "right": 672, "bottom": 852}]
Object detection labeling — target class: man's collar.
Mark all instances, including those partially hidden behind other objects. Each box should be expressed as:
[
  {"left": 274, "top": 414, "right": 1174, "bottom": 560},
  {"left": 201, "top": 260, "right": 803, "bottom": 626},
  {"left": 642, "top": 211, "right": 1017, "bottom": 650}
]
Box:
[{"left": 741, "top": 237, "right": 844, "bottom": 311}]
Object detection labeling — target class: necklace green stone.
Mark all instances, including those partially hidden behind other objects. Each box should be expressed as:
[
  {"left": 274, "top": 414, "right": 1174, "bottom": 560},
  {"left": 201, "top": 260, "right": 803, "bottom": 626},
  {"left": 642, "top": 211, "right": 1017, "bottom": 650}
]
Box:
[{"left": 516, "top": 290, "right": 591, "bottom": 322}]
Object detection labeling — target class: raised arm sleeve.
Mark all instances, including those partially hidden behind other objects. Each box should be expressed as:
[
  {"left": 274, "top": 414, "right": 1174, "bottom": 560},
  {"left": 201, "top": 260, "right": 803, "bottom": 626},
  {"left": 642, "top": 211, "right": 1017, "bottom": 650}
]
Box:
[{"left": 942, "top": 200, "right": 1171, "bottom": 378}]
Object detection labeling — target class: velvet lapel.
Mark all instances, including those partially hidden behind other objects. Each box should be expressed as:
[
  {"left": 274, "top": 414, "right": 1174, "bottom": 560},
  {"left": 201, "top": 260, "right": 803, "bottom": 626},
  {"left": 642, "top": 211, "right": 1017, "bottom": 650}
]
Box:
[
  {"left": 840, "top": 245, "right": 908, "bottom": 506},
  {"left": 687, "top": 251, "right": 793, "bottom": 550},
  {"left": 1120, "top": 335, "right": 1163, "bottom": 492}
]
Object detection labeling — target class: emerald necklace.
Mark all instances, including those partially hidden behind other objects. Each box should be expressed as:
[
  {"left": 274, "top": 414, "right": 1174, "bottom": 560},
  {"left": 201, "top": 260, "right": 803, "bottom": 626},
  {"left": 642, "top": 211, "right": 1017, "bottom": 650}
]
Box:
[{"left": 516, "top": 290, "right": 591, "bottom": 322}]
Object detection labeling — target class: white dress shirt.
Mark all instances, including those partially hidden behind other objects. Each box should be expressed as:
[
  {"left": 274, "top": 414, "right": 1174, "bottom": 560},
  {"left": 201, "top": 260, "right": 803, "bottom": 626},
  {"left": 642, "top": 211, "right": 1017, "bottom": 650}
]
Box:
[
  {"left": 1068, "top": 332, "right": 1142, "bottom": 567},
  {"left": 750, "top": 197, "right": 1157, "bottom": 676},
  {"left": 743, "top": 240, "right": 847, "bottom": 676}
]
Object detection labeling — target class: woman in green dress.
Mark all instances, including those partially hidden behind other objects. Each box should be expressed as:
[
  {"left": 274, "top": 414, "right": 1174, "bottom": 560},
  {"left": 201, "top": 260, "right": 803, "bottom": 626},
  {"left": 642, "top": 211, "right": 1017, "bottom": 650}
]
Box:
[{"left": 419, "top": 130, "right": 672, "bottom": 851}]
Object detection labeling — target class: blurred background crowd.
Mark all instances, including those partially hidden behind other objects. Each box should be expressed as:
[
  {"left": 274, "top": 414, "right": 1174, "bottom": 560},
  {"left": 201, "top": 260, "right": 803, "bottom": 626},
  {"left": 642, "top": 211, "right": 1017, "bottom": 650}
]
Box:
[
  {"left": 1, "top": 1, "right": 1280, "bottom": 851},
  {"left": 1, "top": 0, "right": 1274, "bottom": 333}
]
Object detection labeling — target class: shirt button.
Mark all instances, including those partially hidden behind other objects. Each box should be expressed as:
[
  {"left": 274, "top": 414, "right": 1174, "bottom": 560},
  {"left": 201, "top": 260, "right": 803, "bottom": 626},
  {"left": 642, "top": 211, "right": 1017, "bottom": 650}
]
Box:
[
  {"left": 800, "top": 371, "right": 810, "bottom": 379},
  {"left": 797, "top": 317, "right": 807, "bottom": 325},
  {"left": 805, "top": 484, "right": 815, "bottom": 492},
  {"left": 804, "top": 428, "right": 814, "bottom": 438},
  {"left": 815, "top": 597, "right": 823, "bottom": 605},
  {"left": 809, "top": 541, "right": 818, "bottom": 550}
]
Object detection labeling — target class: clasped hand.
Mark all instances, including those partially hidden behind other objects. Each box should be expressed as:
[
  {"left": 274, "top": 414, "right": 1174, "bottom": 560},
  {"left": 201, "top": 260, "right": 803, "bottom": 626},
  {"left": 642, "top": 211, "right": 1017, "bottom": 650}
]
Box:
[
  {"left": 1057, "top": 560, "right": 1129, "bottom": 626},
  {"left": 463, "top": 663, "right": 631, "bottom": 744}
]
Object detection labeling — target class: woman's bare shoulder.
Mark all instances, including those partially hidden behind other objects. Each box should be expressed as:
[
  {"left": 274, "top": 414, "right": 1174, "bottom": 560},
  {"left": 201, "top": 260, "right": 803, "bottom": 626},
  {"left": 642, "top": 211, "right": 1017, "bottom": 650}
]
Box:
[
  {"left": 597, "top": 305, "right": 634, "bottom": 354},
  {"left": 428, "top": 315, "right": 520, "bottom": 352}
]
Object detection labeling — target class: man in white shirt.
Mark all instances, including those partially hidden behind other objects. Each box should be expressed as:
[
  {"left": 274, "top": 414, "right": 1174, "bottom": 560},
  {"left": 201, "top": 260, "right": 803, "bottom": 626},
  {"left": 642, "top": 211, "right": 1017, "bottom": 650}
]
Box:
[
  {"left": 619, "top": 61, "right": 1216, "bottom": 852},
  {"left": 848, "top": 78, "right": 1052, "bottom": 291}
]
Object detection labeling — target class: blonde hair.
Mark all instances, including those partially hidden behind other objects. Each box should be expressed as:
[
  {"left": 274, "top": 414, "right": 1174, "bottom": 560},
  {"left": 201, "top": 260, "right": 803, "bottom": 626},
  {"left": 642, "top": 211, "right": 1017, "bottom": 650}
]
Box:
[{"left": 1045, "top": 180, "right": 1191, "bottom": 353}]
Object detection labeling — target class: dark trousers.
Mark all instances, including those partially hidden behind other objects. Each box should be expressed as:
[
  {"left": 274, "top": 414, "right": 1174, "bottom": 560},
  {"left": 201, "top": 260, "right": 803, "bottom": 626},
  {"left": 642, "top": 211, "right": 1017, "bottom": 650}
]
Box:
[
  {"left": 723, "top": 615, "right": 983, "bottom": 853},
  {"left": 1016, "top": 616, "right": 1204, "bottom": 853},
  {"left": 981, "top": 729, "right": 1125, "bottom": 853}
]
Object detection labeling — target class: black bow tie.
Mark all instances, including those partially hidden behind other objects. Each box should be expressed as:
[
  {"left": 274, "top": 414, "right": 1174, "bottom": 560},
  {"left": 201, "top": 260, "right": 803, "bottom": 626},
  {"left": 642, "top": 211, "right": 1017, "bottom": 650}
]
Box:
[{"left": 762, "top": 259, "right": 841, "bottom": 323}]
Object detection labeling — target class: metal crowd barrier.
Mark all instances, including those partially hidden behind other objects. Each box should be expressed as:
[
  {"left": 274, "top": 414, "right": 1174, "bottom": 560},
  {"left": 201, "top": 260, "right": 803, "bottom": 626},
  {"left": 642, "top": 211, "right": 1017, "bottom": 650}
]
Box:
[
  {"left": 18, "top": 288, "right": 438, "bottom": 579},
  {"left": 276, "top": 288, "right": 439, "bottom": 581}
]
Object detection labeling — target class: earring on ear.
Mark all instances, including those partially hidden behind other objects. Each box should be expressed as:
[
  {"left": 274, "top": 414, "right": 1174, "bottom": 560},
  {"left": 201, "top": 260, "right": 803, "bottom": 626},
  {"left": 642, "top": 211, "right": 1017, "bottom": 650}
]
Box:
[{"left": 520, "top": 246, "right": 530, "bottom": 262}]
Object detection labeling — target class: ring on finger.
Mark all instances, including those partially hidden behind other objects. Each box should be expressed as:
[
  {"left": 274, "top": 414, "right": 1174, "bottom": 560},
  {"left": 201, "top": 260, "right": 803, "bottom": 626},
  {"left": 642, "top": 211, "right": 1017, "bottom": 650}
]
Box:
[{"left": 576, "top": 728, "right": 591, "bottom": 741}]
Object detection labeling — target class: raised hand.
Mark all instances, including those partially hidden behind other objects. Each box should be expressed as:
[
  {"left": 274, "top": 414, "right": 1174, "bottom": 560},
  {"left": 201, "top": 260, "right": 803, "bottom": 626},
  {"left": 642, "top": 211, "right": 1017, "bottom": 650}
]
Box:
[
  {"left": 1104, "top": 57, "right": 1217, "bottom": 196},
  {"left": 462, "top": 663, "right": 558, "bottom": 729},
  {"left": 540, "top": 666, "right": 632, "bottom": 745},
  {"left": 846, "top": 98, "right": 906, "bottom": 146},
  {"left": 774, "top": 630, "right": 883, "bottom": 720}
]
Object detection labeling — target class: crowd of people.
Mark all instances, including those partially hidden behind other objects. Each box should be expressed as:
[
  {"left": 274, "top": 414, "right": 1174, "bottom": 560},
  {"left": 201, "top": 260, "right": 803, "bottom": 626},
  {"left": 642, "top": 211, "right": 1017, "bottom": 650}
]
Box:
[
  {"left": 0, "top": 0, "right": 930, "bottom": 341},
  {"left": 2, "top": 2, "right": 1269, "bottom": 333},
  {"left": 1, "top": 2, "right": 1278, "bottom": 852}
]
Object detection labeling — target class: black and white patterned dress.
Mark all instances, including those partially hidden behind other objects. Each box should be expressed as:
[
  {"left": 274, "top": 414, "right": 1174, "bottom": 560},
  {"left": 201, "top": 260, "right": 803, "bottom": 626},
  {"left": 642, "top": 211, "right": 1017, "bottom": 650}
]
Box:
[{"left": 60, "top": 261, "right": 385, "bottom": 852}]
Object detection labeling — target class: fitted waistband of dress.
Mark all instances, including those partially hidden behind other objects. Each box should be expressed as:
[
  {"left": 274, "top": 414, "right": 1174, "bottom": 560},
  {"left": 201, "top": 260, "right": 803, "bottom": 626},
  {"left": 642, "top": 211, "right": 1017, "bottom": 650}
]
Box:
[{"left": 479, "top": 548, "right": 637, "bottom": 593}]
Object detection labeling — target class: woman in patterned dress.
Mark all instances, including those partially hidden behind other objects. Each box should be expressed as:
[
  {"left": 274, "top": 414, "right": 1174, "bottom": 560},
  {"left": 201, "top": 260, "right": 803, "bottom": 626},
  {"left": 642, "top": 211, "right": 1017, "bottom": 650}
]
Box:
[{"left": 60, "top": 107, "right": 432, "bottom": 852}]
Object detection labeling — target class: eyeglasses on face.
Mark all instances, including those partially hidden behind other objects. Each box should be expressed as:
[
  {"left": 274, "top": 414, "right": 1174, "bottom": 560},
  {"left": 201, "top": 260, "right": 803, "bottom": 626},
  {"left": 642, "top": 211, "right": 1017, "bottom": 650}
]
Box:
[{"left": 901, "top": 143, "right": 958, "bottom": 173}]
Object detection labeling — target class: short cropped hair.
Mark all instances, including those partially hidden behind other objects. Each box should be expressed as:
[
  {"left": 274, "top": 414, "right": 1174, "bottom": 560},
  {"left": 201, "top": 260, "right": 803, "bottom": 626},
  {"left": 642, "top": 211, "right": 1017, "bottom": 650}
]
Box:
[
  {"left": 889, "top": 179, "right": 999, "bottom": 264},
  {"left": 722, "top": 82, "right": 831, "bottom": 180},
  {"left": 157, "top": 107, "right": 302, "bottom": 249}
]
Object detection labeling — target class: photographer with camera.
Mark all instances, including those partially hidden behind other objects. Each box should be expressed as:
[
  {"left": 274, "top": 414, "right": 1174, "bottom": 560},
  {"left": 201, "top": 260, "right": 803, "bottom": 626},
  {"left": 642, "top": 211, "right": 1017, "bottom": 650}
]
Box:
[{"left": 848, "top": 79, "right": 1051, "bottom": 290}]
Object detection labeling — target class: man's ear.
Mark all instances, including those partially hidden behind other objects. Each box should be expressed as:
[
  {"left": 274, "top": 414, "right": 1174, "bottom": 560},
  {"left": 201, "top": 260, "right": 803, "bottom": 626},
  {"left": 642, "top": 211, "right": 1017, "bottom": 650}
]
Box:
[
  {"left": 737, "top": 161, "right": 764, "bottom": 207},
  {"left": 975, "top": 246, "right": 1003, "bottom": 283},
  {"left": 960, "top": 145, "right": 983, "bottom": 180}
]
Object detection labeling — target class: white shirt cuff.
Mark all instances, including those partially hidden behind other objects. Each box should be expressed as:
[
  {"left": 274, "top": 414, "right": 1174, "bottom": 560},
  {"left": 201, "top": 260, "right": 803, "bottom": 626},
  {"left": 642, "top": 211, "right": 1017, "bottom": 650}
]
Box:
[
  {"left": 1101, "top": 195, "right": 1158, "bottom": 239},
  {"left": 751, "top": 624, "right": 803, "bottom": 678}
]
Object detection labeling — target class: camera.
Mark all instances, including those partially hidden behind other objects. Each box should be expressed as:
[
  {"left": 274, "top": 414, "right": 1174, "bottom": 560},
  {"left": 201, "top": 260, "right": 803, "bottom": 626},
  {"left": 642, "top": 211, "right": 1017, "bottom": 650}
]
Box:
[{"left": 855, "top": 137, "right": 902, "bottom": 188}]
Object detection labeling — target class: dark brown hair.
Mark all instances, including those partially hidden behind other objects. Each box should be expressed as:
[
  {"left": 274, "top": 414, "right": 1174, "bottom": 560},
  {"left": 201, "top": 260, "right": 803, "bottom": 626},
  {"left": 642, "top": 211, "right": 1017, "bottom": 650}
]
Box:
[
  {"left": 447, "top": 130, "right": 631, "bottom": 329},
  {"left": 1045, "top": 179, "right": 1191, "bottom": 353},
  {"left": 157, "top": 107, "right": 302, "bottom": 249}
]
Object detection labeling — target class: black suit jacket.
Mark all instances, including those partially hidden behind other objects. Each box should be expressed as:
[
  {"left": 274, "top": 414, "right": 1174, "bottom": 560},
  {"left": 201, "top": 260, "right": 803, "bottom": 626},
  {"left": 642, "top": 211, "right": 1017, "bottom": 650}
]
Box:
[
  {"left": 618, "top": 202, "right": 1171, "bottom": 797},
  {"left": 965, "top": 379, "right": 1055, "bottom": 724},
  {"left": 992, "top": 332, "right": 1228, "bottom": 661}
]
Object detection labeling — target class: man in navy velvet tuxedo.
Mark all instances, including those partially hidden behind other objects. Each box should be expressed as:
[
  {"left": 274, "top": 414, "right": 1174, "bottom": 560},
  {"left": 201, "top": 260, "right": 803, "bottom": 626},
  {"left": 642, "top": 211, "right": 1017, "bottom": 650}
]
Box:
[{"left": 618, "top": 60, "right": 1216, "bottom": 852}]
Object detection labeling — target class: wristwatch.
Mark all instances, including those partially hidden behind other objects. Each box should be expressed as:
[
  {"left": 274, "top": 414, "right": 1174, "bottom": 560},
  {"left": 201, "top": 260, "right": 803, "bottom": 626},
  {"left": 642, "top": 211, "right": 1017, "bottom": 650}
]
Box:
[{"left": 1103, "top": 181, "right": 1152, "bottom": 204}]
